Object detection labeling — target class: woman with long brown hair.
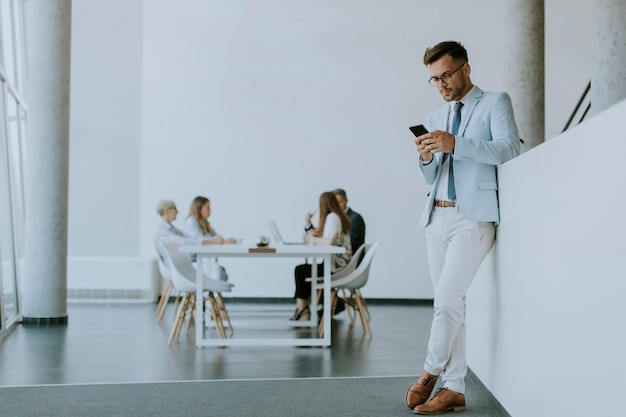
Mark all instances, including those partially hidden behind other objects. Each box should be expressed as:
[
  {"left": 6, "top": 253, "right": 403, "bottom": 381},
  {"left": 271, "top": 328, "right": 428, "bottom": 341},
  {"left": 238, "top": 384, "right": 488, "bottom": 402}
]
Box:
[
  {"left": 291, "top": 191, "right": 352, "bottom": 321},
  {"left": 184, "top": 195, "right": 237, "bottom": 280}
]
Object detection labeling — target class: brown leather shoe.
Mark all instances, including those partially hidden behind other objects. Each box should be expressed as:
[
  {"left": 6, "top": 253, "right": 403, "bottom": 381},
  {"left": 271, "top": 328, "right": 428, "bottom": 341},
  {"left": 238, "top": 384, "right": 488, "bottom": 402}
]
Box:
[
  {"left": 413, "top": 387, "right": 465, "bottom": 415},
  {"left": 405, "top": 370, "right": 438, "bottom": 409}
]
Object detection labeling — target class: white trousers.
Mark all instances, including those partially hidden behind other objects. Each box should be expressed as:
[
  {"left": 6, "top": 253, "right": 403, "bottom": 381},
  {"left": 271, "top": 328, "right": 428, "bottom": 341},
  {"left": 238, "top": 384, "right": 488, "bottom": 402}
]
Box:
[{"left": 423, "top": 206, "right": 495, "bottom": 394}]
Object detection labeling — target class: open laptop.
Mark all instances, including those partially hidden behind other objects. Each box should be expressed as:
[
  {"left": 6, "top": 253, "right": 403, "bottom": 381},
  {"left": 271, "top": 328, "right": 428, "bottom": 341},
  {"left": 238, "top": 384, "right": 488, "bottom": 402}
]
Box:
[{"left": 268, "top": 221, "right": 306, "bottom": 245}]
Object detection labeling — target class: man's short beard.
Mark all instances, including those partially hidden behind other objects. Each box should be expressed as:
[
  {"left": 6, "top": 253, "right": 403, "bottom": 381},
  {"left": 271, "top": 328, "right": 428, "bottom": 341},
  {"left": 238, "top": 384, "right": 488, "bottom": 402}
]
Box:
[{"left": 447, "top": 79, "right": 467, "bottom": 102}]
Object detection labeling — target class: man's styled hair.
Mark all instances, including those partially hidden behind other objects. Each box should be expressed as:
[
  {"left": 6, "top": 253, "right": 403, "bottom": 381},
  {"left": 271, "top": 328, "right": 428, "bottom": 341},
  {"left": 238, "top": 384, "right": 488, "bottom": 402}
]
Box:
[
  {"left": 423, "top": 41, "right": 468, "bottom": 66},
  {"left": 332, "top": 188, "right": 347, "bottom": 199}
]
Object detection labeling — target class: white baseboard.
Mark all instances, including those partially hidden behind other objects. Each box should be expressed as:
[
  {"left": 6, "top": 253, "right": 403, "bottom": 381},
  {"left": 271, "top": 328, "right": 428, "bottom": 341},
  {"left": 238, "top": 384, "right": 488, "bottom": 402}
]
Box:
[{"left": 67, "top": 257, "right": 159, "bottom": 303}]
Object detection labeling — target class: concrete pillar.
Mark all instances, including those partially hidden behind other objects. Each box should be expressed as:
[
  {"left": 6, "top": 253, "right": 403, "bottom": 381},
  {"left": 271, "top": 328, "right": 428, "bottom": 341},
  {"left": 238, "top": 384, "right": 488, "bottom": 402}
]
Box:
[
  {"left": 591, "top": 0, "right": 626, "bottom": 116},
  {"left": 22, "top": 0, "right": 72, "bottom": 324},
  {"left": 503, "top": 0, "right": 545, "bottom": 153}
]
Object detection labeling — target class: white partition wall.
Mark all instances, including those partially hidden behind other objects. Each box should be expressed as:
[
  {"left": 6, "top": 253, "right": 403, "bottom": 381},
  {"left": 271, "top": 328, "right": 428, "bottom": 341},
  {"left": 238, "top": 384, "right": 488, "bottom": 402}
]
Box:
[{"left": 467, "top": 100, "right": 626, "bottom": 416}]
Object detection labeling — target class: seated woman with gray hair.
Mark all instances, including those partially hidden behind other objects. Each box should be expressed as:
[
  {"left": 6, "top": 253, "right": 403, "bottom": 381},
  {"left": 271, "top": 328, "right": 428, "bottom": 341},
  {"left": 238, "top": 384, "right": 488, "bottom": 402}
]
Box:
[
  {"left": 153, "top": 199, "right": 219, "bottom": 264},
  {"left": 154, "top": 198, "right": 233, "bottom": 282}
]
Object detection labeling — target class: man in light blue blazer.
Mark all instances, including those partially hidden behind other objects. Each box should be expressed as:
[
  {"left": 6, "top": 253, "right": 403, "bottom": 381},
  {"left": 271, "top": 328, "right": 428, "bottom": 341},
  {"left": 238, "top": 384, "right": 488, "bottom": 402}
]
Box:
[{"left": 405, "top": 41, "right": 520, "bottom": 415}]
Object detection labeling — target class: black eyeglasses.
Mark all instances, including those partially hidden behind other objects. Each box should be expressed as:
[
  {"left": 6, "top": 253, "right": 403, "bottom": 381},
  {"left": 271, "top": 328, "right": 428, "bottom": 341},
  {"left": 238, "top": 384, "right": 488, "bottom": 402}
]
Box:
[{"left": 428, "top": 64, "right": 465, "bottom": 87}]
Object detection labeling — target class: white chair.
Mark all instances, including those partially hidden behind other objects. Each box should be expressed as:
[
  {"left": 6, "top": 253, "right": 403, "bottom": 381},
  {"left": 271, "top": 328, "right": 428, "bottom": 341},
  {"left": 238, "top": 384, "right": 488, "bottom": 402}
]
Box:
[
  {"left": 333, "top": 243, "right": 367, "bottom": 280},
  {"left": 155, "top": 256, "right": 179, "bottom": 322},
  {"left": 318, "top": 242, "right": 381, "bottom": 338},
  {"left": 158, "top": 241, "right": 234, "bottom": 346},
  {"left": 313, "top": 243, "right": 367, "bottom": 315}
]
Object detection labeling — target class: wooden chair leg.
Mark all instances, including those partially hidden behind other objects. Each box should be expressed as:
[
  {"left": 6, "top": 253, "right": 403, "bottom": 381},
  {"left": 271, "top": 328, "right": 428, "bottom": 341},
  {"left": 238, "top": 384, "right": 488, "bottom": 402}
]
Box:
[
  {"left": 216, "top": 293, "right": 233, "bottom": 337},
  {"left": 207, "top": 292, "right": 226, "bottom": 339},
  {"left": 174, "top": 295, "right": 191, "bottom": 342},
  {"left": 156, "top": 281, "right": 167, "bottom": 316},
  {"left": 156, "top": 281, "right": 173, "bottom": 322},
  {"left": 184, "top": 294, "right": 196, "bottom": 333},
  {"left": 355, "top": 289, "right": 371, "bottom": 320},
  {"left": 341, "top": 288, "right": 355, "bottom": 324},
  {"left": 168, "top": 294, "right": 189, "bottom": 346},
  {"left": 172, "top": 293, "right": 182, "bottom": 323},
  {"left": 317, "top": 311, "right": 324, "bottom": 338},
  {"left": 318, "top": 290, "right": 337, "bottom": 337},
  {"left": 316, "top": 288, "right": 323, "bottom": 305},
  {"left": 354, "top": 291, "right": 372, "bottom": 338},
  {"left": 330, "top": 289, "right": 339, "bottom": 317}
]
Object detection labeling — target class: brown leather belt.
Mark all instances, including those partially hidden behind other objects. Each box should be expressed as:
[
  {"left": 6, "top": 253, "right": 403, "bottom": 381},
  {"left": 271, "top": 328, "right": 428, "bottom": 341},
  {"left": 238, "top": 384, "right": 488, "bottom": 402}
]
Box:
[{"left": 434, "top": 200, "right": 456, "bottom": 208}]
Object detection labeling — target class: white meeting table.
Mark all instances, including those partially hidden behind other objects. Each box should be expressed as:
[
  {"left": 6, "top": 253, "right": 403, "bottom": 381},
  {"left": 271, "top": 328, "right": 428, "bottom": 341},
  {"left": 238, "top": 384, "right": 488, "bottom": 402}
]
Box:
[{"left": 178, "top": 243, "right": 345, "bottom": 348}]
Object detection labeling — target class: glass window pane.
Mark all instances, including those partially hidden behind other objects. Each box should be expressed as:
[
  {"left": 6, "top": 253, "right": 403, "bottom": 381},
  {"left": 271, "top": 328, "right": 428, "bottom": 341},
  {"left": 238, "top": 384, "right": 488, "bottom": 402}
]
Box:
[
  {"left": 12, "top": 0, "right": 25, "bottom": 91},
  {"left": 6, "top": 95, "right": 25, "bottom": 228},
  {"left": 0, "top": 0, "right": 16, "bottom": 85},
  {"left": 0, "top": 85, "right": 18, "bottom": 323}
]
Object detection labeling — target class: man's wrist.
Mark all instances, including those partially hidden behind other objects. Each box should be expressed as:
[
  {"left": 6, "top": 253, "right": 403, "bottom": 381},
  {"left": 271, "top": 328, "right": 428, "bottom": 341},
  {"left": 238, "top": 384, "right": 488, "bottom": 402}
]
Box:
[
  {"left": 304, "top": 224, "right": 313, "bottom": 232},
  {"left": 420, "top": 156, "right": 434, "bottom": 165}
]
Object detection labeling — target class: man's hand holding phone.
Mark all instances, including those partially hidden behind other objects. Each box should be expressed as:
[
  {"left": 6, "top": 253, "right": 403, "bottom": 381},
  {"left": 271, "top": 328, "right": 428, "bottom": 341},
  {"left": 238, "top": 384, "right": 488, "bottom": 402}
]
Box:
[
  {"left": 410, "top": 124, "right": 435, "bottom": 162},
  {"left": 421, "top": 131, "right": 455, "bottom": 155},
  {"left": 416, "top": 133, "right": 434, "bottom": 162},
  {"left": 410, "top": 125, "right": 456, "bottom": 161}
]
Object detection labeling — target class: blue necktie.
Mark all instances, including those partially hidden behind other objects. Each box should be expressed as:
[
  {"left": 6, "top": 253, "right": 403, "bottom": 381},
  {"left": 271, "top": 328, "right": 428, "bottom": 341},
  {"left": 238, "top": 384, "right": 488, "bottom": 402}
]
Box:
[{"left": 448, "top": 102, "right": 463, "bottom": 200}]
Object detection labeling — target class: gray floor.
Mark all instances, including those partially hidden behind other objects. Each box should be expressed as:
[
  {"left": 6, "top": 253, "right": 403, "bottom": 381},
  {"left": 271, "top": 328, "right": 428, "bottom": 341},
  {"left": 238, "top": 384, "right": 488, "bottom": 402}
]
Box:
[{"left": 0, "top": 299, "right": 508, "bottom": 415}]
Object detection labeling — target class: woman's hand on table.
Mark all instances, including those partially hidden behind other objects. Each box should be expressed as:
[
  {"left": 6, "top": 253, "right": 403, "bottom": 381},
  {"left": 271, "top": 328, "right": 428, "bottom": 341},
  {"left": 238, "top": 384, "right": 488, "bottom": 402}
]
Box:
[{"left": 303, "top": 232, "right": 315, "bottom": 245}]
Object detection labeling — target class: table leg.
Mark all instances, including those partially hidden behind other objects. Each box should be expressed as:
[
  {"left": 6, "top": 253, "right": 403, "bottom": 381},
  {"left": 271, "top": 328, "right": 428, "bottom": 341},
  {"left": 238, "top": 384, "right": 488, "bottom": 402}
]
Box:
[
  {"left": 322, "top": 254, "right": 331, "bottom": 346},
  {"left": 309, "top": 256, "right": 319, "bottom": 322},
  {"left": 195, "top": 254, "right": 204, "bottom": 348}
]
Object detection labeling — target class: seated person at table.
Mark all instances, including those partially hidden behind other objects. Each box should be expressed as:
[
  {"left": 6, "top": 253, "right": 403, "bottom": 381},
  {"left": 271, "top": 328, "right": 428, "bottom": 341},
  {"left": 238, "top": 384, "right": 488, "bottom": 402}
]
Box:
[
  {"left": 184, "top": 195, "right": 237, "bottom": 281},
  {"left": 291, "top": 191, "right": 353, "bottom": 321},
  {"left": 153, "top": 199, "right": 215, "bottom": 264},
  {"left": 305, "top": 188, "right": 366, "bottom": 256}
]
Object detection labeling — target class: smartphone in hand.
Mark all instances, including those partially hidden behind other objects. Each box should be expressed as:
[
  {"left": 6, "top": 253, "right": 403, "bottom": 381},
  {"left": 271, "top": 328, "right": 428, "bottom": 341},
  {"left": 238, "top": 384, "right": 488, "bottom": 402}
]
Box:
[{"left": 409, "top": 124, "right": 428, "bottom": 138}]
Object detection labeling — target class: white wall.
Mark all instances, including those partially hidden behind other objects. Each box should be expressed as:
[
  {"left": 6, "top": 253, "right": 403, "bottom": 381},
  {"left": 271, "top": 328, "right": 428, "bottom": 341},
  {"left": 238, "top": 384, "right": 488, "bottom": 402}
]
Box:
[
  {"left": 467, "top": 100, "right": 626, "bottom": 416},
  {"left": 138, "top": 0, "right": 509, "bottom": 298},
  {"left": 69, "top": 0, "right": 592, "bottom": 299},
  {"left": 68, "top": 0, "right": 143, "bottom": 256}
]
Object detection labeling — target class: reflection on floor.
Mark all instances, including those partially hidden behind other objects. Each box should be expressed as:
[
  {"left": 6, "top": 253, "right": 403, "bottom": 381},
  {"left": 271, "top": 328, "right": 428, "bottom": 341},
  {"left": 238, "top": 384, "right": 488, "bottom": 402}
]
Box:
[
  {"left": 0, "top": 299, "right": 432, "bottom": 386},
  {"left": 0, "top": 300, "right": 513, "bottom": 415}
]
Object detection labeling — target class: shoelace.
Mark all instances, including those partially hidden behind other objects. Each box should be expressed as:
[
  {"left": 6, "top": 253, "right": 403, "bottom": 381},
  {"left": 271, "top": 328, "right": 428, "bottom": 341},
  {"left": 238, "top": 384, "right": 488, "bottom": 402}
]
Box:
[
  {"left": 431, "top": 388, "right": 449, "bottom": 399},
  {"left": 421, "top": 374, "right": 436, "bottom": 387}
]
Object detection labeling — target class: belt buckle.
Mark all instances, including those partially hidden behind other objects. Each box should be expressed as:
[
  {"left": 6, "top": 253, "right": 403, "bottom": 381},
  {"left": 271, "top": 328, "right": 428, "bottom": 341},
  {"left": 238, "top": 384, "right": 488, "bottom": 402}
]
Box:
[{"left": 435, "top": 200, "right": 454, "bottom": 208}]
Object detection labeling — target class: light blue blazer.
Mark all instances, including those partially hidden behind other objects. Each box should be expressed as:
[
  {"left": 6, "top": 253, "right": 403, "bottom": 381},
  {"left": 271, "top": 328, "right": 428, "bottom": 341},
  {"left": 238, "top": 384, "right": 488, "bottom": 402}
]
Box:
[{"left": 419, "top": 86, "right": 520, "bottom": 226}]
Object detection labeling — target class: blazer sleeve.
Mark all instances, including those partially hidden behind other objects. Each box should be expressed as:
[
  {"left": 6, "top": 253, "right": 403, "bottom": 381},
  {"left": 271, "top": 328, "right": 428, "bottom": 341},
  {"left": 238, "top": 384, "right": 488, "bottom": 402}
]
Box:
[
  {"left": 453, "top": 93, "right": 520, "bottom": 165},
  {"left": 419, "top": 106, "right": 449, "bottom": 184},
  {"left": 348, "top": 210, "right": 366, "bottom": 251},
  {"left": 418, "top": 156, "right": 439, "bottom": 185}
]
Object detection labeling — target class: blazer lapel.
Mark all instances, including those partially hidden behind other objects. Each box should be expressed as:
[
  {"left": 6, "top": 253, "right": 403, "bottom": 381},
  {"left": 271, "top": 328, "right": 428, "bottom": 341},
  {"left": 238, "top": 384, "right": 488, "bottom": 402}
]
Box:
[{"left": 459, "top": 86, "right": 483, "bottom": 135}]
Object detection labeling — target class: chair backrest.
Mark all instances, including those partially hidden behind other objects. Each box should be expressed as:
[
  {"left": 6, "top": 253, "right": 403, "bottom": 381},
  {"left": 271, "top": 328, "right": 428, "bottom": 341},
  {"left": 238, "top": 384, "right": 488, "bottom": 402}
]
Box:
[
  {"left": 158, "top": 241, "right": 197, "bottom": 293},
  {"left": 157, "top": 256, "right": 172, "bottom": 281},
  {"left": 331, "top": 243, "right": 367, "bottom": 281},
  {"left": 158, "top": 241, "right": 233, "bottom": 293},
  {"left": 331, "top": 241, "right": 381, "bottom": 290}
]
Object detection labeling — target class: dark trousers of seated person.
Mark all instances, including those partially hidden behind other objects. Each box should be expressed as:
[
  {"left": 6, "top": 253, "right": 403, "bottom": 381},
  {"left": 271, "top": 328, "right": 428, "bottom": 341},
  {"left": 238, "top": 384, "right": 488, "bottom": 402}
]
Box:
[
  {"left": 294, "top": 262, "right": 344, "bottom": 313},
  {"left": 294, "top": 262, "right": 324, "bottom": 300}
]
